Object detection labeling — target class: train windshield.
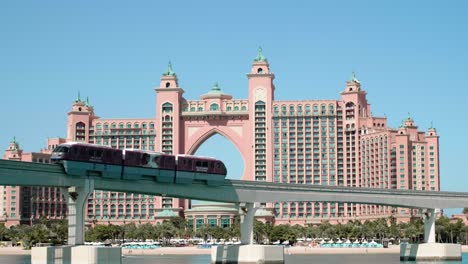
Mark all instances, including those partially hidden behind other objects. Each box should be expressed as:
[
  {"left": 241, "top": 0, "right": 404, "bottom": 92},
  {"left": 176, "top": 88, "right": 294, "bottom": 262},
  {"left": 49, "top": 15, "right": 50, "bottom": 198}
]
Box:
[{"left": 53, "top": 146, "right": 70, "bottom": 153}]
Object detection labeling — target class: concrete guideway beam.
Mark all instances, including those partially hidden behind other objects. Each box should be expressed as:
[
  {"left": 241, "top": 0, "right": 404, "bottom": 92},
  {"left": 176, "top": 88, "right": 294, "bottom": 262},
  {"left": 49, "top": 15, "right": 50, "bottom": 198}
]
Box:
[{"left": 61, "top": 179, "right": 94, "bottom": 246}]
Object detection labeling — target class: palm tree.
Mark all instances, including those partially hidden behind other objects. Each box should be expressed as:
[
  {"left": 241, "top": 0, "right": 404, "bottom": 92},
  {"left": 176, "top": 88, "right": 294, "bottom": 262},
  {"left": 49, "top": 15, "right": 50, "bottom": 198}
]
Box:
[
  {"left": 462, "top": 226, "right": 468, "bottom": 245},
  {"left": 387, "top": 216, "right": 399, "bottom": 241},
  {"left": 253, "top": 220, "right": 265, "bottom": 243},
  {"left": 436, "top": 216, "right": 450, "bottom": 243}
]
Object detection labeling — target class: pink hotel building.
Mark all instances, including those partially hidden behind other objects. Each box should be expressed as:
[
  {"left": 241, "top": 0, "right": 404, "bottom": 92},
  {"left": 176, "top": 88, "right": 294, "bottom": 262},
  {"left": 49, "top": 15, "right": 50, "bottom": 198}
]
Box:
[{"left": 2, "top": 50, "right": 440, "bottom": 227}]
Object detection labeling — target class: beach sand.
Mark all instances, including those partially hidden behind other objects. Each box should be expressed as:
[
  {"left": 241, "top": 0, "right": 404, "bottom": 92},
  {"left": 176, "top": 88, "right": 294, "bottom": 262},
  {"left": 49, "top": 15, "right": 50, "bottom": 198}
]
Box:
[
  {"left": 0, "top": 247, "right": 31, "bottom": 255},
  {"left": 0, "top": 245, "right": 466, "bottom": 256}
]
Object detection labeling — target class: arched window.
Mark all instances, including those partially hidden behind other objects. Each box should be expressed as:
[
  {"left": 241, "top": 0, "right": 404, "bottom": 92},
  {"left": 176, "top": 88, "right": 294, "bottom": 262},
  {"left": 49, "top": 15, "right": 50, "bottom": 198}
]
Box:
[
  {"left": 234, "top": 106, "right": 239, "bottom": 111},
  {"left": 241, "top": 106, "right": 247, "bottom": 111},
  {"left": 126, "top": 123, "right": 132, "bottom": 128},
  {"left": 119, "top": 123, "right": 124, "bottom": 129},
  {"left": 162, "top": 103, "right": 173, "bottom": 113},
  {"left": 134, "top": 123, "right": 139, "bottom": 128},
  {"left": 257, "top": 68, "right": 263, "bottom": 73},
  {"left": 346, "top": 102, "right": 355, "bottom": 108},
  {"left": 210, "top": 103, "right": 219, "bottom": 111},
  {"left": 111, "top": 123, "right": 116, "bottom": 129},
  {"left": 165, "top": 82, "right": 170, "bottom": 88},
  {"left": 227, "top": 106, "right": 232, "bottom": 111},
  {"left": 96, "top": 123, "right": 102, "bottom": 130},
  {"left": 313, "top": 105, "right": 318, "bottom": 115}
]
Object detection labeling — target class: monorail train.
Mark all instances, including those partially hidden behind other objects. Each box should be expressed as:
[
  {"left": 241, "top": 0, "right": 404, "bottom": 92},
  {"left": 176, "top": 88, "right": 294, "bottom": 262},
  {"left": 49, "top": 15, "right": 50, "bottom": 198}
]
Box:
[{"left": 51, "top": 143, "right": 227, "bottom": 186}]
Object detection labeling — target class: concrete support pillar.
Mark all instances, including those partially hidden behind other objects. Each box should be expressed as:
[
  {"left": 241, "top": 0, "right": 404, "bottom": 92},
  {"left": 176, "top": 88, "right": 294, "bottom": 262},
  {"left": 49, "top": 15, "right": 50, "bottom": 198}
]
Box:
[
  {"left": 240, "top": 202, "right": 259, "bottom": 245},
  {"left": 61, "top": 179, "right": 94, "bottom": 246},
  {"left": 423, "top": 208, "right": 437, "bottom": 243}
]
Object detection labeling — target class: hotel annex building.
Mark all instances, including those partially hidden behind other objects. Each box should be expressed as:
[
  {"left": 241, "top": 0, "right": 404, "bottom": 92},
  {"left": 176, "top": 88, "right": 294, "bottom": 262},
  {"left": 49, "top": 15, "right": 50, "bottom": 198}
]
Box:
[{"left": 1, "top": 50, "right": 440, "bottom": 228}]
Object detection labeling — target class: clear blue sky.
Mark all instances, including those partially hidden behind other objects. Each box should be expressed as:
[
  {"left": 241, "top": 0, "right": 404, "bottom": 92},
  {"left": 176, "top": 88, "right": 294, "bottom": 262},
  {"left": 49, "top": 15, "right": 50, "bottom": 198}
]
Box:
[{"left": 1, "top": 1, "right": 467, "bottom": 213}]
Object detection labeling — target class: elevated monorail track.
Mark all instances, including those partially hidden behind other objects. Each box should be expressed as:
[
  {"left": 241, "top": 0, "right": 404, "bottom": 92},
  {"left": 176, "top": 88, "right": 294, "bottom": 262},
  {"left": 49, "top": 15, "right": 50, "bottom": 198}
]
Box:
[{"left": 1, "top": 159, "right": 468, "bottom": 209}]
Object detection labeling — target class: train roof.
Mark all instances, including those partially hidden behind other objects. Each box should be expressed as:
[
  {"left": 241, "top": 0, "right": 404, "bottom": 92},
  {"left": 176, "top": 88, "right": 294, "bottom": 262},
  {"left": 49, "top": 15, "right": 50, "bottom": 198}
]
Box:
[
  {"left": 56, "top": 142, "right": 116, "bottom": 150},
  {"left": 122, "top": 148, "right": 163, "bottom": 154},
  {"left": 176, "top": 154, "right": 219, "bottom": 161}
]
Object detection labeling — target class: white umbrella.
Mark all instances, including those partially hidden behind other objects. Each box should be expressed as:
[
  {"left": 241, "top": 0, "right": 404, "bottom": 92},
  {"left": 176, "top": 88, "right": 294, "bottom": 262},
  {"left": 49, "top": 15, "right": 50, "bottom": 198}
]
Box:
[
  {"left": 353, "top": 240, "right": 360, "bottom": 244},
  {"left": 336, "top": 239, "right": 343, "bottom": 244},
  {"left": 344, "top": 239, "right": 351, "bottom": 244},
  {"left": 282, "top": 240, "right": 290, "bottom": 245},
  {"left": 320, "top": 239, "right": 326, "bottom": 244}
]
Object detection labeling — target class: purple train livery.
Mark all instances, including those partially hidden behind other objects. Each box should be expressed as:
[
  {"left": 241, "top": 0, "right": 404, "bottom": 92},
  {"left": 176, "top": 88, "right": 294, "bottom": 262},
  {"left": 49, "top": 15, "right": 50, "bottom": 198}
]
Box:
[{"left": 51, "top": 143, "right": 227, "bottom": 186}]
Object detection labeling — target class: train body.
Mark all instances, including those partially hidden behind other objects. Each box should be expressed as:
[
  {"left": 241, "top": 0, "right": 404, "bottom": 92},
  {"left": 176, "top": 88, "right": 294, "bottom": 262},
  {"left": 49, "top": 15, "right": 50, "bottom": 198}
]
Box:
[{"left": 51, "top": 143, "right": 227, "bottom": 186}]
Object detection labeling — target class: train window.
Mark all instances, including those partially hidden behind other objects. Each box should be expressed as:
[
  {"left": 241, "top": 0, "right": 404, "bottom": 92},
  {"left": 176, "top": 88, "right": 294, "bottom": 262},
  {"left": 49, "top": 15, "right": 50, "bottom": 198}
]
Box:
[
  {"left": 53, "top": 146, "right": 69, "bottom": 153},
  {"left": 188, "top": 160, "right": 192, "bottom": 166},
  {"left": 211, "top": 162, "right": 214, "bottom": 168},
  {"left": 153, "top": 156, "right": 160, "bottom": 165},
  {"left": 202, "top": 161, "right": 208, "bottom": 167},
  {"left": 96, "top": 150, "right": 103, "bottom": 157},
  {"left": 142, "top": 154, "right": 150, "bottom": 165},
  {"left": 216, "top": 163, "right": 221, "bottom": 169},
  {"left": 196, "top": 161, "right": 201, "bottom": 167}
]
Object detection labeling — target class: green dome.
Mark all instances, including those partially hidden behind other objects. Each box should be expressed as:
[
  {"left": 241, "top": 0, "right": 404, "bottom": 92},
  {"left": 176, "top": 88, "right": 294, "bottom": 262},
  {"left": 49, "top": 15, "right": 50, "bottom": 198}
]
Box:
[
  {"left": 253, "top": 47, "right": 268, "bottom": 63},
  {"left": 162, "top": 61, "right": 176, "bottom": 77},
  {"left": 201, "top": 83, "right": 232, "bottom": 99}
]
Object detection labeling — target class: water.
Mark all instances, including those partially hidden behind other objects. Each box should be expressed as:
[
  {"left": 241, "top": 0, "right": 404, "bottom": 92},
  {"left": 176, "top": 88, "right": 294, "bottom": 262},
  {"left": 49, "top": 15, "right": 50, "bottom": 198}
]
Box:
[{"left": 2, "top": 253, "right": 468, "bottom": 264}]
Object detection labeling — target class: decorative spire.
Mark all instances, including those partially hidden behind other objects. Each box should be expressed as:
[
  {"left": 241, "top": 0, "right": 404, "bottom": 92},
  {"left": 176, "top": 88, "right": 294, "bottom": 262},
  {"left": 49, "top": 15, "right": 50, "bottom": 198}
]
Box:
[
  {"left": 429, "top": 121, "right": 434, "bottom": 129},
  {"left": 349, "top": 71, "right": 360, "bottom": 83},
  {"left": 85, "top": 96, "right": 92, "bottom": 107},
  {"left": 212, "top": 82, "right": 221, "bottom": 91},
  {"left": 162, "top": 61, "right": 176, "bottom": 76},
  {"left": 400, "top": 119, "right": 405, "bottom": 128},
  {"left": 11, "top": 136, "right": 18, "bottom": 150},
  {"left": 254, "top": 47, "right": 268, "bottom": 62},
  {"left": 75, "top": 91, "right": 82, "bottom": 103}
]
